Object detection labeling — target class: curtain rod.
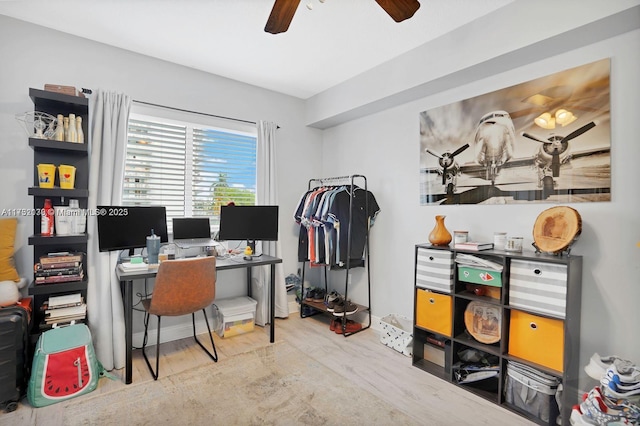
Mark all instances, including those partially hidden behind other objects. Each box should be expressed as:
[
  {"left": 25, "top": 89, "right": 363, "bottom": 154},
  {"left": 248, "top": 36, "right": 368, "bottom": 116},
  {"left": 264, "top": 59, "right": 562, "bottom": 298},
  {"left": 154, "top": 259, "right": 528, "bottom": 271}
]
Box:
[{"left": 132, "top": 99, "right": 279, "bottom": 128}]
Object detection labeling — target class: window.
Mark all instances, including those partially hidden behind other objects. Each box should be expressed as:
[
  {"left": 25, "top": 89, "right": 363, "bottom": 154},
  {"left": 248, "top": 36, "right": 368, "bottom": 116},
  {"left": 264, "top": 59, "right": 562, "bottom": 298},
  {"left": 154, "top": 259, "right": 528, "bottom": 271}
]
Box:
[{"left": 123, "top": 106, "right": 257, "bottom": 232}]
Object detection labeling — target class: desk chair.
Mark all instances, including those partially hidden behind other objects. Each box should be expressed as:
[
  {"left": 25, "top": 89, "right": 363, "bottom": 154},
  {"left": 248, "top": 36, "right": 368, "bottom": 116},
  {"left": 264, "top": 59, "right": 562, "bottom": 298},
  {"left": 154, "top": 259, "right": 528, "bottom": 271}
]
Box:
[{"left": 141, "top": 256, "right": 218, "bottom": 380}]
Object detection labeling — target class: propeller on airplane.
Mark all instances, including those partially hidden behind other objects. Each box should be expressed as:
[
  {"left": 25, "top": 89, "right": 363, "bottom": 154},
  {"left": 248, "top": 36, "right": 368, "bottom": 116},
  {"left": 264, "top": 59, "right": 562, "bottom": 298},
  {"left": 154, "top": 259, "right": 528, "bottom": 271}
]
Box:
[
  {"left": 426, "top": 143, "right": 469, "bottom": 185},
  {"left": 522, "top": 121, "right": 596, "bottom": 177}
]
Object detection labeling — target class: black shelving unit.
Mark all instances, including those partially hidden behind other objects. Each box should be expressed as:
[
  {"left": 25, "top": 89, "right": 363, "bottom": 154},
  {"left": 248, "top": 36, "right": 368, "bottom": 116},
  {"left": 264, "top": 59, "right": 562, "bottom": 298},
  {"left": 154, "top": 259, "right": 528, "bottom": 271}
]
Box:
[
  {"left": 298, "top": 174, "right": 373, "bottom": 336},
  {"left": 27, "top": 88, "right": 89, "bottom": 331},
  {"left": 412, "top": 243, "right": 582, "bottom": 426}
]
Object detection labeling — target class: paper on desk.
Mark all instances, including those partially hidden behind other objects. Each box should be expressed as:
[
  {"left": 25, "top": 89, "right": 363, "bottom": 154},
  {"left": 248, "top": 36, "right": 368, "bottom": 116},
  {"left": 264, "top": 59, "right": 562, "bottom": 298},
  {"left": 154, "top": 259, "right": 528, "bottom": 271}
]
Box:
[
  {"left": 119, "top": 262, "right": 149, "bottom": 271},
  {"left": 455, "top": 253, "right": 503, "bottom": 271}
]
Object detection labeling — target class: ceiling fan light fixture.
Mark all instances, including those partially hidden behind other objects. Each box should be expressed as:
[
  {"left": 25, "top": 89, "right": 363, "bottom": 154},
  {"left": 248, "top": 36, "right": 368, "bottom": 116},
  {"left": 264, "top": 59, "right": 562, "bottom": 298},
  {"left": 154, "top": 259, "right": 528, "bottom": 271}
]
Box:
[
  {"left": 555, "top": 109, "right": 577, "bottom": 126},
  {"left": 534, "top": 112, "right": 556, "bottom": 129}
]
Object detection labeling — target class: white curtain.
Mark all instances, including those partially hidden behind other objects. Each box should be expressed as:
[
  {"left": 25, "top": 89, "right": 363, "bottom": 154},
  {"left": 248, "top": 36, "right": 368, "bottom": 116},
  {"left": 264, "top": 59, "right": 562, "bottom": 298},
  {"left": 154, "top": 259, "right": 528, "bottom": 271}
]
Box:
[
  {"left": 86, "top": 90, "right": 131, "bottom": 370},
  {"left": 253, "top": 120, "right": 288, "bottom": 325}
]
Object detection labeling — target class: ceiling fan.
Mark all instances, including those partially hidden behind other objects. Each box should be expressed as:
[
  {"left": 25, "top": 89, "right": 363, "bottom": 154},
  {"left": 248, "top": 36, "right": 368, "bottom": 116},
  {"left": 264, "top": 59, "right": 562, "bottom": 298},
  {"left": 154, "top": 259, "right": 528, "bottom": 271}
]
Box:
[{"left": 265, "top": 0, "right": 421, "bottom": 34}]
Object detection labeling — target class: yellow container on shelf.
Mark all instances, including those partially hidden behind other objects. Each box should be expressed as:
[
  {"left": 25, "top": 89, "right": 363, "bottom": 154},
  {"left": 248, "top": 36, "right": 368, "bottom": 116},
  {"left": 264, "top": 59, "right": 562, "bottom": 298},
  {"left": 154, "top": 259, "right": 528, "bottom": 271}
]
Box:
[
  {"left": 416, "top": 289, "right": 452, "bottom": 337},
  {"left": 37, "top": 164, "right": 56, "bottom": 188},
  {"left": 508, "top": 309, "right": 564, "bottom": 372},
  {"left": 58, "top": 164, "right": 76, "bottom": 189}
]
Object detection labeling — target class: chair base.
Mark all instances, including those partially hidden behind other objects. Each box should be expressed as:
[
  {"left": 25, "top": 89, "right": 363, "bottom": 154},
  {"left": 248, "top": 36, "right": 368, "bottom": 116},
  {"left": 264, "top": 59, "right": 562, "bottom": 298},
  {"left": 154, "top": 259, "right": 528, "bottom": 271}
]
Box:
[{"left": 142, "top": 309, "right": 218, "bottom": 380}]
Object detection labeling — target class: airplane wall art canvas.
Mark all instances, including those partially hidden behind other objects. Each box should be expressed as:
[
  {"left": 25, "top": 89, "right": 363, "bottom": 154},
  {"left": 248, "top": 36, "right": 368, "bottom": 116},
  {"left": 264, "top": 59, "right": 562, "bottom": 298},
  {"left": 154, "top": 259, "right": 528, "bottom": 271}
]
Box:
[{"left": 419, "top": 58, "right": 611, "bottom": 205}]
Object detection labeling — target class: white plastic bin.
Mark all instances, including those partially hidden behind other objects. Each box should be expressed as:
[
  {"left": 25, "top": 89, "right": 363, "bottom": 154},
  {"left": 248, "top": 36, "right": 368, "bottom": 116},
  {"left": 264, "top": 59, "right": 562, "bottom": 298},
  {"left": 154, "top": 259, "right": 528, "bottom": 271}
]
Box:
[{"left": 212, "top": 296, "right": 257, "bottom": 338}]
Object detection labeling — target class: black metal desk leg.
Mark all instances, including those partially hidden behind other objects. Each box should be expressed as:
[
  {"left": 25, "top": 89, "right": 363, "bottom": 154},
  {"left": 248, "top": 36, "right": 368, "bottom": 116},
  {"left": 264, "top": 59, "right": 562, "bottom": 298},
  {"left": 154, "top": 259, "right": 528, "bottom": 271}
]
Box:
[
  {"left": 125, "top": 279, "right": 133, "bottom": 384},
  {"left": 270, "top": 264, "right": 275, "bottom": 343},
  {"left": 247, "top": 267, "right": 252, "bottom": 298}
]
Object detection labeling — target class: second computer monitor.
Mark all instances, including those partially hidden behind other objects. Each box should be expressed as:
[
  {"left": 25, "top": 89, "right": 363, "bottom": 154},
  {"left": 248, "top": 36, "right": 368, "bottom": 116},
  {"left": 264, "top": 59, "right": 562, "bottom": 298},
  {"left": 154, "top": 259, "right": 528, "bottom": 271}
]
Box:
[
  {"left": 218, "top": 205, "right": 279, "bottom": 251},
  {"left": 172, "top": 217, "right": 211, "bottom": 240}
]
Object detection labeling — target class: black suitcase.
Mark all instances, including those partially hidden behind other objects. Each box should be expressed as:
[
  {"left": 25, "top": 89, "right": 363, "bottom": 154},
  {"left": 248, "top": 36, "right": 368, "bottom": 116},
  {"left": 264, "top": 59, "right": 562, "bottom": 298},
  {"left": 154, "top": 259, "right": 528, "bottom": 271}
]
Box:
[{"left": 0, "top": 304, "right": 30, "bottom": 413}]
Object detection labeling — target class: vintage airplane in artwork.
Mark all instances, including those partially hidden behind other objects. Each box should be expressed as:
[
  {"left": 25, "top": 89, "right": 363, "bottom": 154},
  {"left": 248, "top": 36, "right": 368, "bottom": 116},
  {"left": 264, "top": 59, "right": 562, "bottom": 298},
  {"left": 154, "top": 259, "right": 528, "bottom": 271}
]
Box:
[
  {"left": 424, "top": 143, "right": 469, "bottom": 195},
  {"left": 521, "top": 120, "right": 597, "bottom": 191},
  {"left": 472, "top": 110, "right": 516, "bottom": 185},
  {"left": 421, "top": 118, "right": 607, "bottom": 204}
]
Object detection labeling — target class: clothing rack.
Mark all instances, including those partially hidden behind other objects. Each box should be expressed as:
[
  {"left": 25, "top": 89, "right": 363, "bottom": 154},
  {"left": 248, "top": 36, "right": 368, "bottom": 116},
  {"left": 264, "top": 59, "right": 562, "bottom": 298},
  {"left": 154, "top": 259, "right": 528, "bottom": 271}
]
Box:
[{"left": 298, "top": 174, "right": 373, "bottom": 336}]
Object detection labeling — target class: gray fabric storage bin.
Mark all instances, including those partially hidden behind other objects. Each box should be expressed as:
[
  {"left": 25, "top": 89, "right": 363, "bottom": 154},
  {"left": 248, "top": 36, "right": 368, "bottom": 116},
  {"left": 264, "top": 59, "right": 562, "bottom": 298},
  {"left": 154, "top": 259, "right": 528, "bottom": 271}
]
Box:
[
  {"left": 415, "top": 247, "right": 454, "bottom": 293},
  {"left": 504, "top": 361, "right": 560, "bottom": 425}
]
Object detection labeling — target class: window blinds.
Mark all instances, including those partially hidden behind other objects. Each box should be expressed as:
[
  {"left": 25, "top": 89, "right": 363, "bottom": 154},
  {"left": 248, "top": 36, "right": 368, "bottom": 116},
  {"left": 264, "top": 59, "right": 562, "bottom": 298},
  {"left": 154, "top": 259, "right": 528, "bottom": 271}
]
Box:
[{"left": 123, "top": 114, "right": 257, "bottom": 232}]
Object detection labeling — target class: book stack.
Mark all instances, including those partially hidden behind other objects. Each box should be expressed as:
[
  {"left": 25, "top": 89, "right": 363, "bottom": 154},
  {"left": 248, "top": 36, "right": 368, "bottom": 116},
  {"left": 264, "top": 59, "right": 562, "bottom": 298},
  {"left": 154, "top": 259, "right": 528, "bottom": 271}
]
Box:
[
  {"left": 454, "top": 241, "right": 494, "bottom": 251},
  {"left": 34, "top": 252, "right": 84, "bottom": 285},
  {"left": 43, "top": 293, "right": 86, "bottom": 326}
]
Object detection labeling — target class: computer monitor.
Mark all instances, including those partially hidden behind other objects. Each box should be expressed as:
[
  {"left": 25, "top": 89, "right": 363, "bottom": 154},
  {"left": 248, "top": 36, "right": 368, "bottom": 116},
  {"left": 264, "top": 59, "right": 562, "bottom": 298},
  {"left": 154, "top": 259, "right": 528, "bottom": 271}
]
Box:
[
  {"left": 172, "top": 217, "right": 211, "bottom": 240},
  {"left": 218, "top": 205, "right": 279, "bottom": 253},
  {"left": 97, "top": 206, "right": 169, "bottom": 255}
]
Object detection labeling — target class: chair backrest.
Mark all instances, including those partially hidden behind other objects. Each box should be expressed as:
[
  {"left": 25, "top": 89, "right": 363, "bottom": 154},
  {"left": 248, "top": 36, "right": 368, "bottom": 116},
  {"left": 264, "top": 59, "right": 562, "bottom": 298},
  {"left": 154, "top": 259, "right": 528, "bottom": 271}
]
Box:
[{"left": 148, "top": 256, "right": 216, "bottom": 316}]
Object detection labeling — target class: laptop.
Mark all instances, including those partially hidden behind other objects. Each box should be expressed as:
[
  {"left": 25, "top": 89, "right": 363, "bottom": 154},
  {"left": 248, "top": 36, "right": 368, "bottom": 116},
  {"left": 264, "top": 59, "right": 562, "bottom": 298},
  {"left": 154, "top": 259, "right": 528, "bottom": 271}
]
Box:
[{"left": 172, "top": 218, "right": 218, "bottom": 249}]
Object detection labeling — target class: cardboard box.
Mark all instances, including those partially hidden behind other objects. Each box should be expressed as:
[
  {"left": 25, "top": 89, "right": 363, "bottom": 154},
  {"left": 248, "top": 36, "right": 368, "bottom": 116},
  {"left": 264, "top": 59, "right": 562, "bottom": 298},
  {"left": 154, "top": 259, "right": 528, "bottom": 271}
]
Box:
[
  {"left": 212, "top": 296, "right": 257, "bottom": 338},
  {"left": 423, "top": 343, "right": 445, "bottom": 366},
  {"left": 458, "top": 266, "right": 502, "bottom": 287},
  {"left": 44, "top": 84, "right": 83, "bottom": 97}
]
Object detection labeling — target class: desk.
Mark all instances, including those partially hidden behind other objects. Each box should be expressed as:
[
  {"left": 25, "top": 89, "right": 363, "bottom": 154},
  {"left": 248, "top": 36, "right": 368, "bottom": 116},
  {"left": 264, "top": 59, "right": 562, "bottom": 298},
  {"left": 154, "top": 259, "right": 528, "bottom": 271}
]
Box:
[{"left": 116, "top": 255, "right": 282, "bottom": 384}]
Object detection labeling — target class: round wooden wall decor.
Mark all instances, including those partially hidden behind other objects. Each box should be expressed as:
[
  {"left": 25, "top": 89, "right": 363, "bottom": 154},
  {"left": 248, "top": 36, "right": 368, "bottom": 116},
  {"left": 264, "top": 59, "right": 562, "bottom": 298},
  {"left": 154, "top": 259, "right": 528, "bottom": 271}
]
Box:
[
  {"left": 533, "top": 206, "right": 582, "bottom": 254},
  {"left": 464, "top": 301, "right": 501, "bottom": 344}
]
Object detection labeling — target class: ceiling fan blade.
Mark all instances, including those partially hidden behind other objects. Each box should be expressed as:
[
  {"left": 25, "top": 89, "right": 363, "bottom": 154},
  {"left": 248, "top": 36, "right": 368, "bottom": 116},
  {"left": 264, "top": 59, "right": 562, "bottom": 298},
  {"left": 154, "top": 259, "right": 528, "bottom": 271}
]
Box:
[
  {"left": 522, "top": 132, "right": 549, "bottom": 144},
  {"left": 562, "top": 121, "right": 596, "bottom": 143},
  {"left": 375, "top": 0, "right": 420, "bottom": 22},
  {"left": 451, "top": 143, "right": 470, "bottom": 158},
  {"left": 265, "top": 0, "right": 301, "bottom": 34}
]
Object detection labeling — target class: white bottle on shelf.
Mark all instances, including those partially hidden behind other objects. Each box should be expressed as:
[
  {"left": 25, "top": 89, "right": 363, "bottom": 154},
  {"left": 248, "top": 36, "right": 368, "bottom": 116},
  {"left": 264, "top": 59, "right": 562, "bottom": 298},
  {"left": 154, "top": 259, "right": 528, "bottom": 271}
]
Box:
[
  {"left": 68, "top": 199, "right": 86, "bottom": 234},
  {"left": 76, "top": 116, "right": 84, "bottom": 143},
  {"left": 54, "top": 114, "right": 65, "bottom": 141},
  {"left": 67, "top": 114, "right": 77, "bottom": 142},
  {"left": 63, "top": 117, "right": 69, "bottom": 141}
]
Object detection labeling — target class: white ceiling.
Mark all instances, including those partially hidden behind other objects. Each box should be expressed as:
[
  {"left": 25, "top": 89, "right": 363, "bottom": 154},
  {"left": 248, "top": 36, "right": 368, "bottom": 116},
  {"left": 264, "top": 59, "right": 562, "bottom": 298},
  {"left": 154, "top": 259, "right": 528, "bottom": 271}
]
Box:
[{"left": 0, "top": 0, "right": 514, "bottom": 99}]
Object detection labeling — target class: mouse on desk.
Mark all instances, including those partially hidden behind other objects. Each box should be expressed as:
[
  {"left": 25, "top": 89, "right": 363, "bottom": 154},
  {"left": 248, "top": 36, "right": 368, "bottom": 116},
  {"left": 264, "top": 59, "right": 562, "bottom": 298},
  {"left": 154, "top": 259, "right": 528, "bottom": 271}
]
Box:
[{"left": 243, "top": 255, "right": 253, "bottom": 261}]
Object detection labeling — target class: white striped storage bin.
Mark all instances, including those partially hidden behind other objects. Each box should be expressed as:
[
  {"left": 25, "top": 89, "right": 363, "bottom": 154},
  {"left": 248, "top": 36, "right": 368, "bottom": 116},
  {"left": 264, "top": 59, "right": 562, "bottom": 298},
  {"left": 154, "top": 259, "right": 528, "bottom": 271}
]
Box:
[
  {"left": 509, "top": 260, "right": 568, "bottom": 319},
  {"left": 415, "top": 247, "right": 454, "bottom": 293}
]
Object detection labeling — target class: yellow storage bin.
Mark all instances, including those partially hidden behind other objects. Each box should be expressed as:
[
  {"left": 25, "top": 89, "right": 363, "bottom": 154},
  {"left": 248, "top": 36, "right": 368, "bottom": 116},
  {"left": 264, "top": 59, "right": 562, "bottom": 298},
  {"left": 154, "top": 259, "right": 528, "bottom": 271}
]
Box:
[
  {"left": 508, "top": 310, "right": 564, "bottom": 372},
  {"left": 416, "top": 289, "right": 452, "bottom": 337}
]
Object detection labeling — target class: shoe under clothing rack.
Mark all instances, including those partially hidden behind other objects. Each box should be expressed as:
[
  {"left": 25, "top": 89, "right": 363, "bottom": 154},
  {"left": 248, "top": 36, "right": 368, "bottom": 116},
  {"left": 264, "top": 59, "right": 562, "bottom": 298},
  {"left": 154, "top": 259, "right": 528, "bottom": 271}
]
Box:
[{"left": 297, "top": 174, "right": 373, "bottom": 336}]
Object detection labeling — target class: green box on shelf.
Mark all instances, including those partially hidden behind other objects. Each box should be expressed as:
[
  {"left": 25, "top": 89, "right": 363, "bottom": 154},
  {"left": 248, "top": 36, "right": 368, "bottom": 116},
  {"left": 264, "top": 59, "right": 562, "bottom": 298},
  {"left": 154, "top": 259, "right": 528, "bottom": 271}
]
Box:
[{"left": 457, "top": 266, "right": 502, "bottom": 287}]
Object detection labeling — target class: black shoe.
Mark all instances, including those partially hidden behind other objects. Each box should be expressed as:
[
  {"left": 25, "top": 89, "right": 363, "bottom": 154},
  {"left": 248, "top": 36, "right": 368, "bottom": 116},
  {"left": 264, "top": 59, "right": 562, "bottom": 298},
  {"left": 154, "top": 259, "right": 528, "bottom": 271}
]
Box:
[{"left": 333, "top": 300, "right": 358, "bottom": 316}]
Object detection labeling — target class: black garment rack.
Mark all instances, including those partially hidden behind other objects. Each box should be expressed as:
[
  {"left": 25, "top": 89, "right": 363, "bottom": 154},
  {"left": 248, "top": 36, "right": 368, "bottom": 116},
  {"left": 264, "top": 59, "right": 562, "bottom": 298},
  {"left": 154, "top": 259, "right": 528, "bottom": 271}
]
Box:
[{"left": 298, "top": 174, "right": 372, "bottom": 336}]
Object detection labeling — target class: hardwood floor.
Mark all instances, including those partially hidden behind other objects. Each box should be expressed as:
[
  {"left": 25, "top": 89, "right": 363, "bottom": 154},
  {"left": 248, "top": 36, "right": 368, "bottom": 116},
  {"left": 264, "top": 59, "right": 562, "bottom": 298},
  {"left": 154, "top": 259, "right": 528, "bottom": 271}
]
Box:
[
  {"left": 6, "top": 314, "right": 535, "bottom": 425},
  {"left": 132, "top": 314, "right": 533, "bottom": 425}
]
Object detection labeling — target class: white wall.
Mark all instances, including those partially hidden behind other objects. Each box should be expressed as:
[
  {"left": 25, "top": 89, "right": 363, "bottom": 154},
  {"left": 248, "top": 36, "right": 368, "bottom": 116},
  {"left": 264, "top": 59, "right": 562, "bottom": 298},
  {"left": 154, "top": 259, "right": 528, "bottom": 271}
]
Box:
[
  {"left": 0, "top": 15, "right": 323, "bottom": 334},
  {"left": 2, "top": 3, "right": 638, "bottom": 386},
  {"left": 320, "top": 28, "right": 640, "bottom": 390}
]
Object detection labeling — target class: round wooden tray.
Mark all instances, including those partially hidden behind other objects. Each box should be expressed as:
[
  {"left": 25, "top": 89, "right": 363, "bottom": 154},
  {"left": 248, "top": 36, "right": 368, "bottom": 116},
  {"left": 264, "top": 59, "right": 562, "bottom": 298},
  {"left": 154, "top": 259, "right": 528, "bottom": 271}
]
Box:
[
  {"left": 464, "top": 301, "right": 501, "bottom": 344},
  {"left": 533, "top": 206, "right": 582, "bottom": 254}
]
